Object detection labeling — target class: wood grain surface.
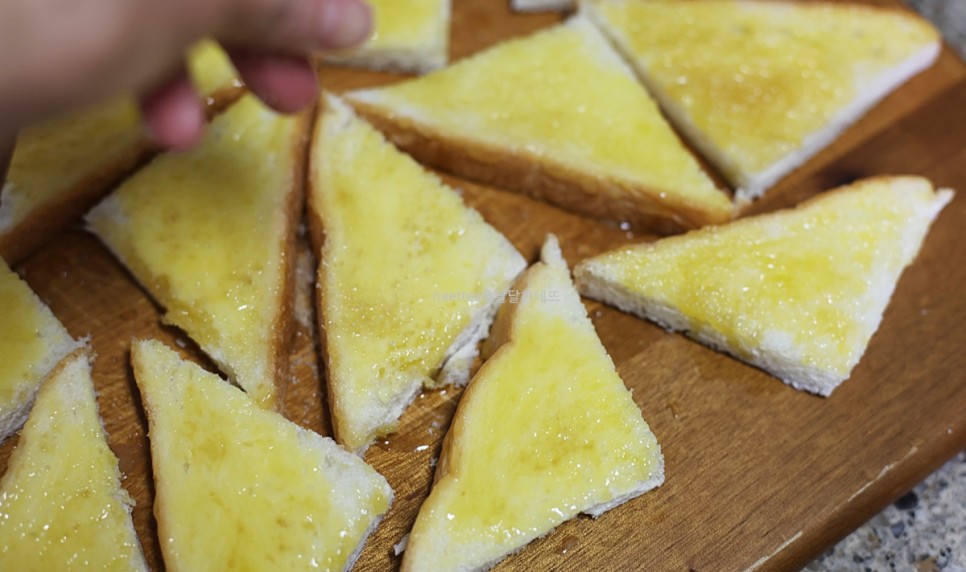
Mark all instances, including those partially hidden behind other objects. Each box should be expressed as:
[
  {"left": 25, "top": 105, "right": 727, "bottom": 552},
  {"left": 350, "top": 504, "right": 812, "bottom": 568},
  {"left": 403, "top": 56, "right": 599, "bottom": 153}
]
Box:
[{"left": 2, "top": 1, "right": 965, "bottom": 571}]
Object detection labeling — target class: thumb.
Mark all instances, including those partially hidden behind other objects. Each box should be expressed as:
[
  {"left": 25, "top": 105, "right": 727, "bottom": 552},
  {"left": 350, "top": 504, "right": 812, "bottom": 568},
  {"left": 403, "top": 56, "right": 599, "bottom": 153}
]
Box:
[{"left": 222, "top": 0, "right": 373, "bottom": 53}]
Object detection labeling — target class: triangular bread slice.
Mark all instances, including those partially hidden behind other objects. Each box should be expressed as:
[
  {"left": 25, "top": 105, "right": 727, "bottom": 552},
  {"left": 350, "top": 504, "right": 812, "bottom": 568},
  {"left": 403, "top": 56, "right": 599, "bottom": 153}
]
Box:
[
  {"left": 402, "top": 235, "right": 664, "bottom": 572},
  {"left": 87, "top": 95, "right": 305, "bottom": 409},
  {"left": 346, "top": 15, "right": 732, "bottom": 233},
  {"left": 585, "top": 0, "right": 940, "bottom": 202},
  {"left": 575, "top": 177, "right": 953, "bottom": 396},
  {"left": 0, "top": 350, "right": 147, "bottom": 571},
  {"left": 131, "top": 339, "right": 392, "bottom": 571},
  {"left": 0, "top": 41, "right": 241, "bottom": 264},
  {"left": 321, "top": 0, "right": 451, "bottom": 73},
  {"left": 0, "top": 257, "right": 81, "bottom": 441},
  {"left": 309, "top": 94, "right": 526, "bottom": 452}
]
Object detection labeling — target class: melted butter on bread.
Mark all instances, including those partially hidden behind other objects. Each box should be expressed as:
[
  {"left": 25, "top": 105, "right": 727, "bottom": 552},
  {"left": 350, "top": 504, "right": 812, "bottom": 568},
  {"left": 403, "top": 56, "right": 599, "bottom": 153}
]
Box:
[
  {"left": 576, "top": 177, "right": 953, "bottom": 395},
  {"left": 87, "top": 95, "right": 305, "bottom": 408},
  {"left": 402, "top": 236, "right": 663, "bottom": 572}
]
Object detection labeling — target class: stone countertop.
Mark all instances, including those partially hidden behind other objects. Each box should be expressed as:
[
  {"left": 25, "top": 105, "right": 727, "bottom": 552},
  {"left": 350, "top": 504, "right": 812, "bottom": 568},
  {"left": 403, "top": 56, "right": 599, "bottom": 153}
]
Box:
[
  {"left": 806, "top": 3, "right": 965, "bottom": 570},
  {"left": 805, "top": 452, "right": 966, "bottom": 571}
]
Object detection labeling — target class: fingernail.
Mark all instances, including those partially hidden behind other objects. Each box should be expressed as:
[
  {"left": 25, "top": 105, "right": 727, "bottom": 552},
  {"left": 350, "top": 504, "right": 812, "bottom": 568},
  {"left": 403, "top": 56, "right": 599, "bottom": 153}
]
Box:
[{"left": 319, "top": 0, "right": 373, "bottom": 50}]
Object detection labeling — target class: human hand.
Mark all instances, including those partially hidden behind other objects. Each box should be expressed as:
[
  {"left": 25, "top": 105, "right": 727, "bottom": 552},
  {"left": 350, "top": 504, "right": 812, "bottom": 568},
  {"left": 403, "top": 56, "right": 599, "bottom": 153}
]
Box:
[{"left": 0, "top": 0, "right": 372, "bottom": 152}]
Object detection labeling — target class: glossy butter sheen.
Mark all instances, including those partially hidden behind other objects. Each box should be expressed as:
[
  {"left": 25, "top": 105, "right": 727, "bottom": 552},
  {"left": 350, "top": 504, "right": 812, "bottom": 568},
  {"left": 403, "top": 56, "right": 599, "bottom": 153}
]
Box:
[
  {"left": 88, "top": 96, "right": 301, "bottom": 408},
  {"left": 314, "top": 97, "right": 523, "bottom": 450},
  {"left": 133, "top": 340, "right": 391, "bottom": 571},
  {"left": 593, "top": 0, "right": 938, "bottom": 176},
  {"left": 588, "top": 180, "right": 945, "bottom": 375},
  {"left": 405, "top": 246, "right": 662, "bottom": 570},
  {"left": 354, "top": 17, "right": 727, "bottom": 212},
  {"left": 0, "top": 354, "right": 145, "bottom": 571},
  {"left": 0, "top": 260, "right": 74, "bottom": 411}
]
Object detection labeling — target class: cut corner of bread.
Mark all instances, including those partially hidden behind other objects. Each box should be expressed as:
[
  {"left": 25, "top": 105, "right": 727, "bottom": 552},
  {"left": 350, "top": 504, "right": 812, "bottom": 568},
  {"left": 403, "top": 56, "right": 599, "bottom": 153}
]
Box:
[
  {"left": 401, "top": 233, "right": 664, "bottom": 571},
  {"left": 0, "top": 349, "right": 148, "bottom": 570},
  {"left": 320, "top": 0, "right": 451, "bottom": 74},
  {"left": 576, "top": 176, "right": 953, "bottom": 396},
  {"left": 511, "top": 0, "right": 574, "bottom": 13},
  {"left": 86, "top": 94, "right": 308, "bottom": 410},
  {"left": 585, "top": 0, "right": 941, "bottom": 201},
  {"left": 0, "top": 95, "right": 151, "bottom": 264},
  {"left": 0, "top": 258, "right": 82, "bottom": 441},
  {"left": 185, "top": 39, "right": 245, "bottom": 111},
  {"left": 129, "top": 338, "right": 392, "bottom": 571},
  {"left": 345, "top": 14, "right": 732, "bottom": 234},
  {"left": 310, "top": 93, "right": 526, "bottom": 453}
]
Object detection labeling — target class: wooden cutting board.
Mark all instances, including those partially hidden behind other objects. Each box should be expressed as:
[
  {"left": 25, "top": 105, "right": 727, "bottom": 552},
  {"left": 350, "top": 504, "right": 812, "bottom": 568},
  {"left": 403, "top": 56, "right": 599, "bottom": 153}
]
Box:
[{"left": 2, "top": 1, "right": 965, "bottom": 570}]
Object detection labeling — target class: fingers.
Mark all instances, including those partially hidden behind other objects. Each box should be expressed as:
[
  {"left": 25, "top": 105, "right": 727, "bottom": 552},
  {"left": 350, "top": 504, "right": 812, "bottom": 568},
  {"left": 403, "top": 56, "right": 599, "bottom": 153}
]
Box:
[
  {"left": 140, "top": 74, "right": 206, "bottom": 151},
  {"left": 229, "top": 52, "right": 319, "bottom": 113},
  {"left": 223, "top": 0, "right": 372, "bottom": 53}
]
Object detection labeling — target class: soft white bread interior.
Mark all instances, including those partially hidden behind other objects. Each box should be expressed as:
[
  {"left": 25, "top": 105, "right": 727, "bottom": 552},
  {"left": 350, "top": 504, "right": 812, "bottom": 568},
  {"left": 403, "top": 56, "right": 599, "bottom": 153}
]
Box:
[
  {"left": 575, "top": 176, "right": 953, "bottom": 396},
  {"left": 308, "top": 93, "right": 526, "bottom": 453},
  {"left": 130, "top": 339, "right": 393, "bottom": 572},
  {"left": 0, "top": 257, "right": 82, "bottom": 441},
  {"left": 0, "top": 350, "right": 148, "bottom": 571},
  {"left": 401, "top": 235, "right": 664, "bottom": 572},
  {"left": 584, "top": 0, "right": 941, "bottom": 203},
  {"left": 320, "top": 0, "right": 451, "bottom": 74}
]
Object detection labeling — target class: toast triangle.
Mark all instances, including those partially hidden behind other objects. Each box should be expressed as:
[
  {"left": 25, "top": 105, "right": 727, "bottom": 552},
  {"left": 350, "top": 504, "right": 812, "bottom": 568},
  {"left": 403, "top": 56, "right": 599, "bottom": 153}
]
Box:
[
  {"left": 0, "top": 257, "right": 82, "bottom": 441},
  {"left": 130, "top": 339, "right": 393, "bottom": 572},
  {"left": 321, "top": 0, "right": 451, "bottom": 74},
  {"left": 585, "top": 0, "right": 940, "bottom": 202},
  {"left": 575, "top": 176, "right": 953, "bottom": 396},
  {"left": 401, "top": 235, "right": 664, "bottom": 572},
  {"left": 346, "top": 15, "right": 732, "bottom": 233},
  {"left": 0, "top": 350, "right": 147, "bottom": 571},
  {"left": 309, "top": 94, "right": 526, "bottom": 453},
  {"left": 87, "top": 95, "right": 305, "bottom": 409}
]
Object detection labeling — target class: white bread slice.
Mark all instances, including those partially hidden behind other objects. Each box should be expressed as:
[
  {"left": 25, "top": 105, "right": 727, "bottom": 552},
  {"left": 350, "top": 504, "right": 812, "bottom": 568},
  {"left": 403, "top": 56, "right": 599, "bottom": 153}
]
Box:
[
  {"left": 402, "top": 235, "right": 664, "bottom": 572},
  {"left": 309, "top": 94, "right": 526, "bottom": 453},
  {"left": 131, "top": 339, "right": 392, "bottom": 572},
  {"left": 575, "top": 177, "right": 953, "bottom": 396},
  {"left": 0, "top": 350, "right": 147, "bottom": 571},
  {"left": 87, "top": 95, "right": 306, "bottom": 409},
  {"left": 0, "top": 42, "right": 242, "bottom": 264},
  {"left": 346, "top": 15, "right": 732, "bottom": 234},
  {"left": 585, "top": 0, "right": 941, "bottom": 203},
  {"left": 321, "top": 0, "right": 451, "bottom": 74},
  {"left": 0, "top": 257, "right": 82, "bottom": 441},
  {"left": 511, "top": 0, "right": 573, "bottom": 13}
]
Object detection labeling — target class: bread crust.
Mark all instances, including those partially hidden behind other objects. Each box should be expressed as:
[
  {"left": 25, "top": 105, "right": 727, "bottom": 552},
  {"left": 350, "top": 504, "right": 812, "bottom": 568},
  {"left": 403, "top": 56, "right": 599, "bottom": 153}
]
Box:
[
  {"left": 348, "top": 99, "right": 734, "bottom": 235},
  {"left": 269, "top": 109, "right": 312, "bottom": 413},
  {"left": 305, "top": 98, "right": 344, "bottom": 446},
  {"left": 0, "top": 87, "right": 246, "bottom": 265}
]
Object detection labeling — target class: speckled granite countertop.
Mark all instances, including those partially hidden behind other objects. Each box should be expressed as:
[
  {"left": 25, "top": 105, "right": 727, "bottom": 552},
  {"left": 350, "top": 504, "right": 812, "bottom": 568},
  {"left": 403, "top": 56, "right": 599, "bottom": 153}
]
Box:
[
  {"left": 805, "top": 2, "right": 965, "bottom": 570},
  {"left": 806, "top": 452, "right": 966, "bottom": 571}
]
